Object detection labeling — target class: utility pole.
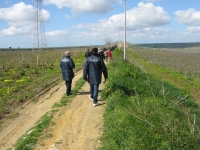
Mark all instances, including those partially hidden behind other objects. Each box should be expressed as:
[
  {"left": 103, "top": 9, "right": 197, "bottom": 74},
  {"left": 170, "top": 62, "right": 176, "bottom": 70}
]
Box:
[
  {"left": 118, "top": 30, "right": 120, "bottom": 51},
  {"left": 124, "top": 0, "right": 126, "bottom": 61}
]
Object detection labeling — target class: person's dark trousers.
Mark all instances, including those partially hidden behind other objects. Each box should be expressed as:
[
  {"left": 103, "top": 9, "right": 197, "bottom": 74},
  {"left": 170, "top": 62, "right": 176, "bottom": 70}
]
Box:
[
  {"left": 65, "top": 80, "right": 72, "bottom": 96},
  {"left": 90, "top": 83, "right": 99, "bottom": 104}
]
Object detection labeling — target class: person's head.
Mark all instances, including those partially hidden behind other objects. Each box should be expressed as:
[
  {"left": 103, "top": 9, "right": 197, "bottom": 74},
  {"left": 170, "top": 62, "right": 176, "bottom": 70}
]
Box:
[
  {"left": 65, "top": 51, "right": 71, "bottom": 57},
  {"left": 90, "top": 47, "right": 98, "bottom": 55}
]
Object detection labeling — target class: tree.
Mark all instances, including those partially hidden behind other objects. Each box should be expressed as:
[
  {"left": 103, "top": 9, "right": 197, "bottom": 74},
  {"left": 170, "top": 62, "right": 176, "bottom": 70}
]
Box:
[{"left": 104, "top": 38, "right": 112, "bottom": 46}]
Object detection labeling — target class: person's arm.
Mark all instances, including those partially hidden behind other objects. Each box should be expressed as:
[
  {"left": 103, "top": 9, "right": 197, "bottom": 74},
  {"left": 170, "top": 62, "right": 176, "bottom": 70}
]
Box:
[
  {"left": 70, "top": 59, "right": 75, "bottom": 69},
  {"left": 83, "top": 60, "right": 89, "bottom": 82},
  {"left": 60, "top": 61, "right": 62, "bottom": 69},
  {"left": 101, "top": 59, "right": 108, "bottom": 80}
]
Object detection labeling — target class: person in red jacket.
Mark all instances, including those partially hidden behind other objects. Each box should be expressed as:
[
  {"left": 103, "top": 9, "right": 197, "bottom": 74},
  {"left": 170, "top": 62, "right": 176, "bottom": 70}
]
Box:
[{"left": 107, "top": 49, "right": 112, "bottom": 63}]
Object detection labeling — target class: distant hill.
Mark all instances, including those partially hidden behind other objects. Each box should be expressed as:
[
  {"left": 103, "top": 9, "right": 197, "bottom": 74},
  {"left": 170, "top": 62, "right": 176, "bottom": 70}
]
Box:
[{"left": 134, "top": 42, "right": 200, "bottom": 49}]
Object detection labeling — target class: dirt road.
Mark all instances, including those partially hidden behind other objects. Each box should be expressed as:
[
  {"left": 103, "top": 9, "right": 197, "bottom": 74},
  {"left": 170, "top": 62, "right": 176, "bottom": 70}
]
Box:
[{"left": 0, "top": 70, "right": 105, "bottom": 150}]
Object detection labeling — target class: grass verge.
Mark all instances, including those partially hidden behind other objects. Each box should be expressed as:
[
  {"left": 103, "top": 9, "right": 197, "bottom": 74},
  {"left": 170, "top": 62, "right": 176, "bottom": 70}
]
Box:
[{"left": 100, "top": 49, "right": 200, "bottom": 150}]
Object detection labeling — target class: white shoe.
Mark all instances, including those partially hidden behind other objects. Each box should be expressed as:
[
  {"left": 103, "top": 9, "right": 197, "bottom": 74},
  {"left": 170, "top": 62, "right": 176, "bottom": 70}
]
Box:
[
  {"left": 93, "top": 103, "right": 100, "bottom": 107},
  {"left": 89, "top": 95, "right": 93, "bottom": 101}
]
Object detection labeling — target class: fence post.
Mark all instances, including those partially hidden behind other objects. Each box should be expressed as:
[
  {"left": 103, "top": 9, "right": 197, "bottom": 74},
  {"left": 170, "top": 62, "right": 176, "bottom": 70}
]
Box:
[
  {"left": 1, "top": 55, "right": 4, "bottom": 80},
  {"left": 37, "top": 53, "right": 39, "bottom": 70},
  {"left": 21, "top": 52, "right": 24, "bottom": 68}
]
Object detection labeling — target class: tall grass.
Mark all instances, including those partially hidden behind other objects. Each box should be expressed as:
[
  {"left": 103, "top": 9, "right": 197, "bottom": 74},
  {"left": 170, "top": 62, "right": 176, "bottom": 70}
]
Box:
[{"left": 100, "top": 49, "right": 200, "bottom": 150}]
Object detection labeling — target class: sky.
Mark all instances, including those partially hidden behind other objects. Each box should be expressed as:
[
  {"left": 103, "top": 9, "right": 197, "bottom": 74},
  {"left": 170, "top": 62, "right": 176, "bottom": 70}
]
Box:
[{"left": 0, "top": 0, "right": 200, "bottom": 48}]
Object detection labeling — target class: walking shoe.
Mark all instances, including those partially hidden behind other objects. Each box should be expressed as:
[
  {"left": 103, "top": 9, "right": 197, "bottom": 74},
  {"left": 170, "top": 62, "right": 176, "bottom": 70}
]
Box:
[
  {"left": 89, "top": 95, "right": 93, "bottom": 101},
  {"left": 93, "top": 103, "right": 100, "bottom": 107},
  {"left": 66, "top": 92, "right": 72, "bottom": 96}
]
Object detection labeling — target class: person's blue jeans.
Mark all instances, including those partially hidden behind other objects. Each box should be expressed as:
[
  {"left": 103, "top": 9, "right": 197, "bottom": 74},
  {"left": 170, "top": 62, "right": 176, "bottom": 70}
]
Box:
[
  {"left": 65, "top": 80, "right": 72, "bottom": 96},
  {"left": 90, "top": 83, "right": 99, "bottom": 104}
]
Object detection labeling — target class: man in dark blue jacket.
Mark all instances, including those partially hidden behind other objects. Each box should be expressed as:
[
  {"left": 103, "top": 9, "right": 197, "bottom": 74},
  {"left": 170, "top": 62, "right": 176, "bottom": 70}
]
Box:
[
  {"left": 60, "top": 51, "right": 75, "bottom": 96},
  {"left": 83, "top": 47, "right": 108, "bottom": 107}
]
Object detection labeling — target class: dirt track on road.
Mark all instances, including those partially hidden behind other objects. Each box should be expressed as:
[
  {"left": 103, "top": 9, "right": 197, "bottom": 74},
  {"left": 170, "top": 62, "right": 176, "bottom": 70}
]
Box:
[{"left": 0, "top": 70, "right": 105, "bottom": 150}]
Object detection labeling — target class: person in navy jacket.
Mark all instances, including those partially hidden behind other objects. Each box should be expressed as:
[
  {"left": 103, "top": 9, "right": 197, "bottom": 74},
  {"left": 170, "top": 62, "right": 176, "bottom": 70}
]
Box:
[
  {"left": 83, "top": 47, "right": 108, "bottom": 107},
  {"left": 60, "top": 51, "right": 75, "bottom": 96}
]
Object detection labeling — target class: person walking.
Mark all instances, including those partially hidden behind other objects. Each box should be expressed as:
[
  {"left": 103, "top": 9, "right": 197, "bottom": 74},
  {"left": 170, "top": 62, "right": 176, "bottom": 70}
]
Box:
[
  {"left": 83, "top": 47, "right": 108, "bottom": 107},
  {"left": 103, "top": 48, "right": 108, "bottom": 62},
  {"left": 98, "top": 49, "right": 104, "bottom": 60},
  {"left": 60, "top": 51, "right": 75, "bottom": 96},
  {"left": 107, "top": 48, "right": 112, "bottom": 63},
  {"left": 85, "top": 49, "right": 91, "bottom": 58}
]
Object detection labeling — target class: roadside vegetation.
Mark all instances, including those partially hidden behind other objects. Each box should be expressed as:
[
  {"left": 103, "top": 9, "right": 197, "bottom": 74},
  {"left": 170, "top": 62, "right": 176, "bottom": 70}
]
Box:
[{"left": 100, "top": 49, "right": 200, "bottom": 149}]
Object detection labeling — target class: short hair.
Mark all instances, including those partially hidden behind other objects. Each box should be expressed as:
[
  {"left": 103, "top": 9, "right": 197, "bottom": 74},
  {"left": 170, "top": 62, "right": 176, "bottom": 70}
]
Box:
[
  {"left": 90, "top": 47, "right": 98, "bottom": 55},
  {"left": 65, "top": 51, "right": 70, "bottom": 56}
]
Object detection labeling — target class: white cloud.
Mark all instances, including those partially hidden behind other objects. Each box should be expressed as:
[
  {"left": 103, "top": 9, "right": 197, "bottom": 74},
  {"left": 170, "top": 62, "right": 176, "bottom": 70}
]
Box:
[
  {"left": 46, "top": 30, "right": 70, "bottom": 37},
  {"left": 0, "top": 26, "right": 32, "bottom": 36},
  {"left": 60, "top": 2, "right": 171, "bottom": 44},
  {"left": 44, "top": 0, "right": 121, "bottom": 14},
  {"left": 0, "top": 2, "right": 34, "bottom": 26},
  {"left": 174, "top": 8, "right": 200, "bottom": 25},
  {"left": 64, "top": 26, "right": 173, "bottom": 45},
  {"left": 72, "top": 23, "right": 96, "bottom": 29},
  {"left": 186, "top": 26, "right": 200, "bottom": 33},
  {"left": 106, "top": 2, "right": 170, "bottom": 30},
  {"left": 64, "top": 14, "right": 73, "bottom": 19},
  {"left": 0, "top": 2, "right": 50, "bottom": 37},
  {"left": 129, "top": 27, "right": 172, "bottom": 39},
  {"left": 126, "top": 2, "right": 170, "bottom": 28},
  {"left": 72, "top": 2, "right": 170, "bottom": 32}
]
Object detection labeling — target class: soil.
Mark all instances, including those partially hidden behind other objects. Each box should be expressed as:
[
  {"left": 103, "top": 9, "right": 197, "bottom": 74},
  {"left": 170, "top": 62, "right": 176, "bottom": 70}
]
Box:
[{"left": 0, "top": 70, "right": 106, "bottom": 150}]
